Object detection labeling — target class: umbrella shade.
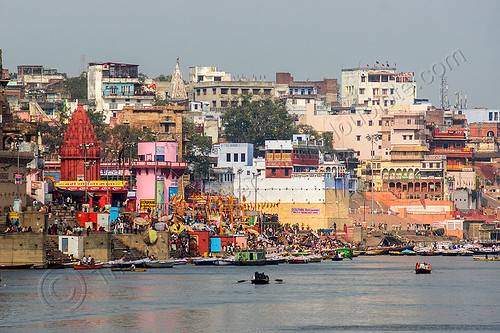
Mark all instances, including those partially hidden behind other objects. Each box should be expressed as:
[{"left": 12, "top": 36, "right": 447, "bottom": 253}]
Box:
[{"left": 134, "top": 217, "right": 149, "bottom": 226}]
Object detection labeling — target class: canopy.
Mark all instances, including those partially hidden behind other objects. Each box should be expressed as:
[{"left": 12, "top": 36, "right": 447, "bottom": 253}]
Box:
[{"left": 134, "top": 217, "right": 149, "bottom": 226}]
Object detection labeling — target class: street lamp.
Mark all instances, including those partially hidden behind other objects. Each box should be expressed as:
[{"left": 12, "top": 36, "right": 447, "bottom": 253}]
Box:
[
  {"left": 366, "top": 134, "right": 381, "bottom": 228},
  {"left": 80, "top": 143, "right": 94, "bottom": 204}
]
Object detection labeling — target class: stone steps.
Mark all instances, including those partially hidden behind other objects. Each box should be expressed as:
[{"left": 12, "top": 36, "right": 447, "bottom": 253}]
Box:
[{"left": 110, "top": 235, "right": 144, "bottom": 261}]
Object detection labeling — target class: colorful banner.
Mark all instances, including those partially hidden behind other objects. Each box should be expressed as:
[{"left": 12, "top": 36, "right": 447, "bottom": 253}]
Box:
[
  {"left": 140, "top": 199, "right": 155, "bottom": 211},
  {"left": 55, "top": 181, "right": 127, "bottom": 191}
]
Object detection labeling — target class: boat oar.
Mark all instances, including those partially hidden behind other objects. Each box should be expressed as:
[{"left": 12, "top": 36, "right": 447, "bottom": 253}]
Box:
[
  {"left": 237, "top": 279, "right": 248, "bottom": 283},
  {"left": 274, "top": 279, "right": 283, "bottom": 283}
]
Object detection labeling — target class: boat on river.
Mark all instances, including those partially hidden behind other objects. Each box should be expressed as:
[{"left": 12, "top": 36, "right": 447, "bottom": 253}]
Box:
[
  {"left": 415, "top": 262, "right": 431, "bottom": 274},
  {"left": 234, "top": 249, "right": 267, "bottom": 266},
  {"left": 288, "top": 256, "right": 309, "bottom": 264},
  {"left": 145, "top": 259, "right": 175, "bottom": 268},
  {"left": 193, "top": 258, "right": 217, "bottom": 266},
  {"left": 111, "top": 267, "right": 148, "bottom": 272},
  {"left": 251, "top": 272, "right": 270, "bottom": 284},
  {"left": 73, "top": 263, "right": 103, "bottom": 270},
  {"left": 0, "top": 263, "right": 34, "bottom": 269}
]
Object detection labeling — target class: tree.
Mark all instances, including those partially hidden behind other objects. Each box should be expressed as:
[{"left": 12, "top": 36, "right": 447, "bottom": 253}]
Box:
[
  {"left": 183, "top": 117, "right": 212, "bottom": 181},
  {"left": 138, "top": 72, "right": 148, "bottom": 84},
  {"left": 223, "top": 97, "right": 294, "bottom": 156},
  {"left": 65, "top": 74, "right": 87, "bottom": 100},
  {"left": 156, "top": 74, "right": 171, "bottom": 82},
  {"left": 294, "top": 124, "right": 335, "bottom": 155}
]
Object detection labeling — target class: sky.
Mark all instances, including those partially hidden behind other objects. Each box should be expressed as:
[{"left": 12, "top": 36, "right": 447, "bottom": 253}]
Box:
[{"left": 1, "top": 0, "right": 499, "bottom": 108}]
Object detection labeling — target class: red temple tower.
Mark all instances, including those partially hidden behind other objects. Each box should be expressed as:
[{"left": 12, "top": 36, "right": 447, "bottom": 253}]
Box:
[{"left": 60, "top": 103, "right": 100, "bottom": 182}]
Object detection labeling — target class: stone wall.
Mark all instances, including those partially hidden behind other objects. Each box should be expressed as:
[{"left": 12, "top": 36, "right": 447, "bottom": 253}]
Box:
[
  {"left": 0, "top": 233, "right": 45, "bottom": 265},
  {"left": 114, "top": 231, "right": 170, "bottom": 259},
  {"left": 83, "top": 232, "right": 111, "bottom": 263}
]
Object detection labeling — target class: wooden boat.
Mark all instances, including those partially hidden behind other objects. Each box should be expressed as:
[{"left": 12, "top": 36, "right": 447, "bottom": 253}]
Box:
[
  {"left": 473, "top": 256, "right": 500, "bottom": 261},
  {"left": 111, "top": 267, "right": 148, "bottom": 271},
  {"left": 251, "top": 272, "right": 269, "bottom": 284},
  {"left": 0, "top": 263, "right": 34, "bottom": 269},
  {"left": 193, "top": 258, "right": 217, "bottom": 266},
  {"left": 214, "top": 258, "right": 234, "bottom": 266},
  {"left": 415, "top": 262, "right": 431, "bottom": 274},
  {"left": 234, "top": 249, "right": 267, "bottom": 266},
  {"left": 174, "top": 259, "right": 187, "bottom": 265},
  {"left": 46, "top": 261, "right": 75, "bottom": 269},
  {"left": 307, "top": 255, "right": 322, "bottom": 263},
  {"left": 331, "top": 253, "right": 344, "bottom": 261},
  {"left": 145, "top": 259, "right": 174, "bottom": 268},
  {"left": 288, "top": 256, "right": 309, "bottom": 264},
  {"left": 73, "top": 263, "right": 103, "bottom": 270}
]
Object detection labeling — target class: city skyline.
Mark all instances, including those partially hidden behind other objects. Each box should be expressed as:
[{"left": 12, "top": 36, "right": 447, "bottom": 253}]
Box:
[{"left": 1, "top": 0, "right": 499, "bottom": 108}]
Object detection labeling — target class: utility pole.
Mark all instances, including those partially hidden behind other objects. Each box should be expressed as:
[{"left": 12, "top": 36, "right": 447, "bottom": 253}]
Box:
[
  {"left": 366, "top": 134, "right": 381, "bottom": 228},
  {"left": 80, "top": 143, "right": 94, "bottom": 205}
]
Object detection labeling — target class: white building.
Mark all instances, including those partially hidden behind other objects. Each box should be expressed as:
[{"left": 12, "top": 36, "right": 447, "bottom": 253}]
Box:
[
  {"left": 189, "top": 66, "right": 232, "bottom": 83},
  {"left": 87, "top": 62, "right": 155, "bottom": 123},
  {"left": 342, "top": 67, "right": 417, "bottom": 110}
]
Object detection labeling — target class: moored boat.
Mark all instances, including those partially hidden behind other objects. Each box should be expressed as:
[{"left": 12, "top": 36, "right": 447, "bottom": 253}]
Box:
[
  {"left": 193, "top": 258, "right": 217, "bottom": 266},
  {"left": 145, "top": 259, "right": 175, "bottom": 268},
  {"left": 174, "top": 259, "right": 187, "bottom": 265},
  {"left": 0, "top": 263, "right": 34, "bottom": 269},
  {"left": 288, "top": 256, "right": 309, "bottom": 264},
  {"left": 214, "top": 258, "right": 234, "bottom": 266},
  {"left": 473, "top": 256, "right": 500, "bottom": 261},
  {"left": 415, "top": 262, "right": 431, "bottom": 274},
  {"left": 111, "top": 267, "right": 148, "bottom": 271},
  {"left": 73, "top": 263, "right": 103, "bottom": 270}
]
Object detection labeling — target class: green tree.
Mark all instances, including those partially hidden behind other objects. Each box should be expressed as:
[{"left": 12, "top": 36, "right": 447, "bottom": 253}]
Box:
[
  {"left": 294, "top": 124, "right": 335, "bottom": 155},
  {"left": 138, "top": 72, "right": 148, "bottom": 84},
  {"left": 223, "top": 97, "right": 294, "bottom": 156},
  {"left": 183, "top": 117, "right": 212, "bottom": 180},
  {"left": 156, "top": 74, "right": 171, "bottom": 82},
  {"left": 65, "top": 74, "right": 87, "bottom": 100}
]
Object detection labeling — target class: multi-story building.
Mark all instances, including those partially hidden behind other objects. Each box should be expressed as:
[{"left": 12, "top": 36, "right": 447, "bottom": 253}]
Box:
[
  {"left": 457, "top": 108, "right": 500, "bottom": 124},
  {"left": 133, "top": 142, "right": 187, "bottom": 215},
  {"left": 120, "top": 105, "right": 184, "bottom": 161},
  {"left": 341, "top": 67, "right": 417, "bottom": 109},
  {"left": 264, "top": 134, "right": 322, "bottom": 179},
  {"left": 276, "top": 72, "right": 338, "bottom": 105},
  {"left": 469, "top": 122, "right": 500, "bottom": 161},
  {"left": 87, "top": 62, "right": 155, "bottom": 123},
  {"left": 189, "top": 66, "right": 231, "bottom": 83}
]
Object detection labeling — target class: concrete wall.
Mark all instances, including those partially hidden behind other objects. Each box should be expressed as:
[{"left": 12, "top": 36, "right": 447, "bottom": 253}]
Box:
[
  {"left": 22, "top": 211, "right": 47, "bottom": 232},
  {"left": 0, "top": 233, "right": 46, "bottom": 265},
  {"left": 114, "top": 231, "right": 170, "bottom": 259}
]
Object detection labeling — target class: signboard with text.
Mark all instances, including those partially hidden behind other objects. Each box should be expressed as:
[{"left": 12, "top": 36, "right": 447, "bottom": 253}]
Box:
[
  {"left": 291, "top": 208, "right": 321, "bottom": 215},
  {"left": 55, "top": 180, "right": 127, "bottom": 192}
]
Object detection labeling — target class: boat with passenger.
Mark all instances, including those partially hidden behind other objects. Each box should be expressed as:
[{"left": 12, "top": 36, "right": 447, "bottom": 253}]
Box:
[
  {"left": 415, "top": 262, "right": 431, "bottom": 274},
  {"left": 251, "top": 272, "right": 270, "bottom": 284},
  {"left": 73, "top": 263, "right": 103, "bottom": 270},
  {"left": 145, "top": 259, "right": 175, "bottom": 268}
]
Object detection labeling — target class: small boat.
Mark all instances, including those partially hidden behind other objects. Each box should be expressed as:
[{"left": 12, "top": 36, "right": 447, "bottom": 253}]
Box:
[
  {"left": 214, "top": 258, "right": 234, "bottom": 266},
  {"left": 73, "top": 263, "right": 103, "bottom": 270},
  {"left": 111, "top": 267, "right": 148, "bottom": 272},
  {"left": 193, "top": 258, "right": 217, "bottom": 266},
  {"left": 288, "top": 256, "right": 309, "bottom": 264},
  {"left": 307, "top": 255, "right": 322, "bottom": 263},
  {"left": 415, "top": 262, "right": 431, "bottom": 274},
  {"left": 145, "top": 259, "right": 175, "bottom": 268},
  {"left": 473, "top": 256, "right": 500, "bottom": 261},
  {"left": 331, "top": 253, "right": 344, "bottom": 261},
  {"left": 174, "top": 259, "right": 187, "bottom": 265},
  {"left": 251, "top": 272, "right": 270, "bottom": 284},
  {"left": 0, "top": 263, "right": 34, "bottom": 269}
]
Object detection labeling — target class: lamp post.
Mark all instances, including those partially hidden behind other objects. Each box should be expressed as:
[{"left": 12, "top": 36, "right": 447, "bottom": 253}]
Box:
[
  {"left": 366, "top": 134, "right": 381, "bottom": 228},
  {"left": 252, "top": 171, "right": 261, "bottom": 232},
  {"left": 237, "top": 168, "right": 243, "bottom": 203},
  {"left": 15, "top": 134, "right": 23, "bottom": 211},
  {"left": 80, "top": 143, "right": 94, "bottom": 204}
]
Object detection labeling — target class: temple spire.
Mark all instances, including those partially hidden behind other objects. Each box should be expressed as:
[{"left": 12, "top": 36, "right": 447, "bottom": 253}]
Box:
[{"left": 170, "top": 58, "right": 187, "bottom": 100}]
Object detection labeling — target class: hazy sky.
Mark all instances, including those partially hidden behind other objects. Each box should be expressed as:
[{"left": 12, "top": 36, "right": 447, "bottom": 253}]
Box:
[{"left": 1, "top": 0, "right": 499, "bottom": 108}]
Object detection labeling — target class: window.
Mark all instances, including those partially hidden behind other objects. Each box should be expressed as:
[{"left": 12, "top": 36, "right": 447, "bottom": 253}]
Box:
[
  {"left": 234, "top": 153, "right": 238, "bottom": 162},
  {"left": 384, "top": 100, "right": 388, "bottom": 107},
  {"left": 369, "top": 120, "right": 373, "bottom": 126},
  {"left": 212, "top": 101, "right": 217, "bottom": 108},
  {"left": 110, "top": 103, "right": 118, "bottom": 109},
  {"left": 379, "top": 120, "right": 382, "bottom": 126},
  {"left": 390, "top": 100, "right": 395, "bottom": 105},
  {"left": 221, "top": 101, "right": 228, "bottom": 107},
  {"left": 495, "top": 113, "right": 499, "bottom": 121},
  {"left": 489, "top": 112, "right": 493, "bottom": 121},
  {"left": 212, "top": 88, "right": 217, "bottom": 94},
  {"left": 407, "top": 119, "right": 411, "bottom": 124},
  {"left": 203, "top": 89, "right": 207, "bottom": 95},
  {"left": 122, "top": 86, "right": 131, "bottom": 95},
  {"left": 390, "top": 88, "right": 394, "bottom": 95},
  {"left": 197, "top": 89, "right": 200, "bottom": 96},
  {"left": 356, "top": 135, "right": 361, "bottom": 141},
  {"left": 403, "top": 135, "right": 407, "bottom": 140},
  {"left": 110, "top": 86, "right": 118, "bottom": 95},
  {"left": 231, "top": 89, "right": 238, "bottom": 95},
  {"left": 382, "top": 88, "right": 388, "bottom": 95},
  {"left": 373, "top": 88, "right": 379, "bottom": 95},
  {"left": 271, "top": 168, "right": 276, "bottom": 176},
  {"left": 285, "top": 169, "right": 290, "bottom": 176},
  {"left": 253, "top": 89, "right": 260, "bottom": 95},
  {"left": 221, "top": 88, "right": 228, "bottom": 94},
  {"left": 422, "top": 163, "right": 426, "bottom": 168},
  {"left": 241, "top": 153, "right": 246, "bottom": 162},
  {"left": 409, "top": 135, "right": 413, "bottom": 140},
  {"left": 214, "top": 76, "right": 221, "bottom": 81},
  {"left": 361, "top": 75, "right": 366, "bottom": 82},
  {"left": 443, "top": 143, "right": 449, "bottom": 148},
  {"left": 357, "top": 120, "right": 361, "bottom": 126},
  {"left": 226, "top": 153, "right": 231, "bottom": 162},
  {"left": 429, "top": 163, "right": 433, "bottom": 168},
  {"left": 359, "top": 88, "right": 365, "bottom": 94}
]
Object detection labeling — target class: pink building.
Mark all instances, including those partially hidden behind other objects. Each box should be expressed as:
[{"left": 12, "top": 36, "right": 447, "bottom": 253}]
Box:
[{"left": 133, "top": 142, "right": 187, "bottom": 215}]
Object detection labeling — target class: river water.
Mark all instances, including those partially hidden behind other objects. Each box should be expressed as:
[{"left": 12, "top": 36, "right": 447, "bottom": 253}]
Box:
[{"left": 0, "top": 256, "right": 499, "bottom": 332}]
